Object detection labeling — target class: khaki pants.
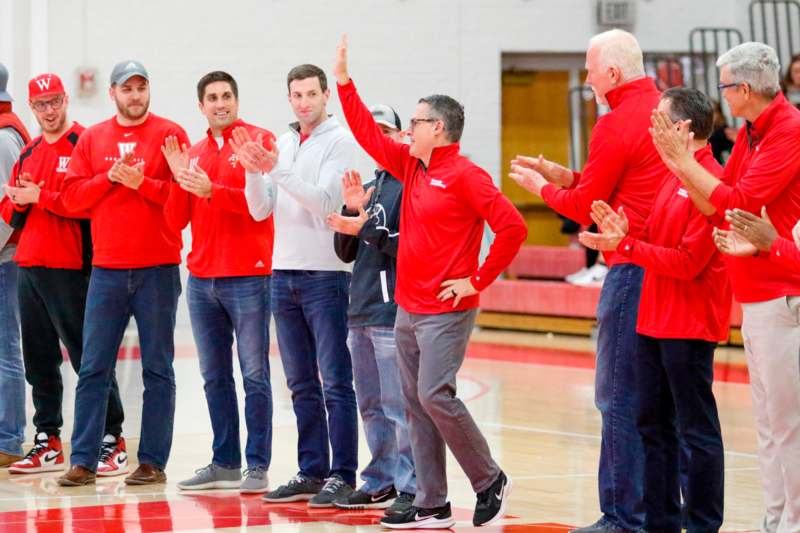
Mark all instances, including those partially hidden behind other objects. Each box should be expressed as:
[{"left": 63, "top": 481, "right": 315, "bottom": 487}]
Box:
[{"left": 742, "top": 296, "right": 800, "bottom": 533}]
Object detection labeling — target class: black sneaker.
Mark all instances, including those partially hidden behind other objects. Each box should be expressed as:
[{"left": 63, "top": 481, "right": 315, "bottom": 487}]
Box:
[
  {"left": 569, "top": 517, "right": 628, "bottom": 533},
  {"left": 385, "top": 492, "right": 415, "bottom": 515},
  {"left": 334, "top": 485, "right": 396, "bottom": 509},
  {"left": 380, "top": 502, "right": 455, "bottom": 529},
  {"left": 262, "top": 474, "right": 324, "bottom": 502},
  {"left": 308, "top": 474, "right": 354, "bottom": 508},
  {"left": 473, "top": 470, "right": 512, "bottom": 526}
]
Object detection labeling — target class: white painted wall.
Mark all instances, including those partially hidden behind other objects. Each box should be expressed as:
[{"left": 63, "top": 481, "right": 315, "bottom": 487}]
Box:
[{"left": 2, "top": 0, "right": 756, "bottom": 181}]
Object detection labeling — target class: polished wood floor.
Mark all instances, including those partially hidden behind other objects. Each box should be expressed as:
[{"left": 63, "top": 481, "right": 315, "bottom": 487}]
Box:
[{"left": 0, "top": 325, "right": 763, "bottom": 532}]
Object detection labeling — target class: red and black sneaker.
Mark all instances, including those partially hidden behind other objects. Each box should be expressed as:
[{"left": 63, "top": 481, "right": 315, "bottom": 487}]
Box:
[
  {"left": 96, "top": 434, "right": 129, "bottom": 477},
  {"left": 9, "top": 432, "right": 65, "bottom": 474}
]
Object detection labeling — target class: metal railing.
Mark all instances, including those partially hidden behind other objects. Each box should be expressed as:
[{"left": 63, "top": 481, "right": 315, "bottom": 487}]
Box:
[
  {"left": 567, "top": 85, "right": 599, "bottom": 170},
  {"left": 689, "top": 28, "right": 745, "bottom": 96},
  {"left": 750, "top": 0, "right": 800, "bottom": 69}
]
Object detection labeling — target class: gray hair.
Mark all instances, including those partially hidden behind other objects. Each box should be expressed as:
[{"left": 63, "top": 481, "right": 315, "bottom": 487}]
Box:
[
  {"left": 716, "top": 42, "right": 781, "bottom": 97},
  {"left": 588, "top": 29, "right": 645, "bottom": 81},
  {"left": 418, "top": 94, "right": 465, "bottom": 143}
]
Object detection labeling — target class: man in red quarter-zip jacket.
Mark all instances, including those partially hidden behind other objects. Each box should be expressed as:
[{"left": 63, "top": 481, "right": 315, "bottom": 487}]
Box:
[
  {"left": 56, "top": 60, "right": 189, "bottom": 488},
  {"left": 509, "top": 29, "right": 666, "bottom": 533},
  {"left": 334, "top": 36, "right": 526, "bottom": 530},
  {"left": 162, "top": 71, "right": 276, "bottom": 495},
  {"left": 581, "top": 88, "right": 730, "bottom": 533},
  {"left": 1, "top": 74, "right": 126, "bottom": 478}
]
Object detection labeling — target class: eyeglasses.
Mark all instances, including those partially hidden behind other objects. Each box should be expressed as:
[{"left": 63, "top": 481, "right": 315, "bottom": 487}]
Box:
[
  {"left": 408, "top": 117, "right": 438, "bottom": 130},
  {"left": 717, "top": 82, "right": 741, "bottom": 92},
  {"left": 31, "top": 95, "right": 65, "bottom": 112}
]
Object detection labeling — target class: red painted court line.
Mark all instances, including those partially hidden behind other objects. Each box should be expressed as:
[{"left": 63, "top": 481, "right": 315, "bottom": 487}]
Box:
[{"left": 466, "top": 342, "right": 751, "bottom": 384}]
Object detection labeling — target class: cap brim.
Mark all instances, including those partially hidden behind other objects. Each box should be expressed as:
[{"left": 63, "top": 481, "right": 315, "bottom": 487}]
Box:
[
  {"left": 374, "top": 119, "right": 400, "bottom": 130},
  {"left": 30, "top": 90, "right": 64, "bottom": 100}
]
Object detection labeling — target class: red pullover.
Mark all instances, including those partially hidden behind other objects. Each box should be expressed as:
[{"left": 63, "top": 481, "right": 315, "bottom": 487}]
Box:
[
  {"left": 164, "top": 119, "right": 276, "bottom": 278},
  {"left": 541, "top": 78, "right": 666, "bottom": 267},
  {"left": 708, "top": 93, "right": 800, "bottom": 303},
  {"left": 338, "top": 79, "right": 527, "bottom": 314},
  {"left": 7, "top": 123, "right": 89, "bottom": 268},
  {"left": 617, "top": 145, "right": 732, "bottom": 342},
  {"left": 61, "top": 113, "right": 189, "bottom": 268}
]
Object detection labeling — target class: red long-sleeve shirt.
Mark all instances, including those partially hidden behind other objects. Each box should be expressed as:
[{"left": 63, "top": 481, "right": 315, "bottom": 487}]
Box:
[
  {"left": 61, "top": 113, "right": 189, "bottom": 268},
  {"left": 6, "top": 123, "right": 89, "bottom": 268},
  {"left": 541, "top": 78, "right": 666, "bottom": 267},
  {"left": 617, "top": 145, "right": 731, "bottom": 342},
  {"left": 770, "top": 236, "right": 800, "bottom": 271},
  {"left": 338, "top": 79, "right": 527, "bottom": 314},
  {"left": 708, "top": 93, "right": 800, "bottom": 303},
  {"left": 164, "top": 119, "right": 276, "bottom": 278}
]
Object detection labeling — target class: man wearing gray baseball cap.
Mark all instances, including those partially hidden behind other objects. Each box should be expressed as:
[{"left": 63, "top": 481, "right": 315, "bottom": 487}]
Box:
[
  {"left": 0, "top": 62, "right": 31, "bottom": 469},
  {"left": 58, "top": 59, "right": 189, "bottom": 487}
]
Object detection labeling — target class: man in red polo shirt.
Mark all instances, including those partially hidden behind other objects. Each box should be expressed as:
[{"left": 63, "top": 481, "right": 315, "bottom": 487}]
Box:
[
  {"left": 161, "top": 71, "right": 276, "bottom": 494},
  {"left": 1, "top": 74, "right": 125, "bottom": 476},
  {"left": 652, "top": 41, "right": 800, "bottom": 533},
  {"left": 509, "top": 29, "right": 665, "bottom": 533},
  {"left": 581, "top": 88, "right": 730, "bottom": 533},
  {"left": 57, "top": 60, "right": 189, "bottom": 487},
  {"left": 334, "top": 35, "right": 527, "bottom": 529}
]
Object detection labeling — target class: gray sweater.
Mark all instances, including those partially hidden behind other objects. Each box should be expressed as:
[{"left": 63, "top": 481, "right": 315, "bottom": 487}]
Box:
[{"left": 0, "top": 126, "right": 25, "bottom": 262}]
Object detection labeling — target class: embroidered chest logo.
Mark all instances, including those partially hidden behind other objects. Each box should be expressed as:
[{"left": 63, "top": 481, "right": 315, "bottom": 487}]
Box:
[
  {"left": 228, "top": 153, "right": 239, "bottom": 168},
  {"left": 56, "top": 156, "right": 70, "bottom": 173},
  {"left": 189, "top": 156, "right": 200, "bottom": 171},
  {"left": 117, "top": 142, "right": 136, "bottom": 158},
  {"left": 677, "top": 188, "right": 689, "bottom": 198},
  {"left": 429, "top": 178, "right": 446, "bottom": 189}
]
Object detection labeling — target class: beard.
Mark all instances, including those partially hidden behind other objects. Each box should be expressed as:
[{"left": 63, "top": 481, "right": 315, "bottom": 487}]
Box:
[
  {"left": 39, "top": 112, "right": 67, "bottom": 134},
  {"left": 115, "top": 97, "right": 150, "bottom": 121}
]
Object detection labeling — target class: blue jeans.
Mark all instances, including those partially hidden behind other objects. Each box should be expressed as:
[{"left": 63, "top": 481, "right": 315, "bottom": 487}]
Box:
[
  {"left": 70, "top": 266, "right": 181, "bottom": 471},
  {"left": 348, "top": 326, "right": 416, "bottom": 495},
  {"left": 271, "top": 270, "right": 357, "bottom": 485},
  {"left": 595, "top": 263, "right": 645, "bottom": 530},
  {"left": 0, "top": 261, "right": 24, "bottom": 456},
  {"left": 188, "top": 274, "right": 272, "bottom": 469}
]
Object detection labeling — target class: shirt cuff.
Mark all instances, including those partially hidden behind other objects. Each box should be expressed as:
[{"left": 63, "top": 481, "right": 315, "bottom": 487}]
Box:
[
  {"left": 708, "top": 182, "right": 729, "bottom": 215},
  {"left": 37, "top": 190, "right": 57, "bottom": 210},
  {"left": 540, "top": 183, "right": 556, "bottom": 205},
  {"left": 617, "top": 235, "right": 636, "bottom": 258}
]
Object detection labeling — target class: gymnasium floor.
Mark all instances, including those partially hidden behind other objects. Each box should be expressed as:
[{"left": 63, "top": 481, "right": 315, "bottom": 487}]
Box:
[{"left": 0, "top": 324, "right": 762, "bottom": 532}]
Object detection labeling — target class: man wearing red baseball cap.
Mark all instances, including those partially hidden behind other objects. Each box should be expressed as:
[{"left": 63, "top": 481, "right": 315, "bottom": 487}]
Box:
[{"left": 1, "top": 73, "right": 126, "bottom": 476}]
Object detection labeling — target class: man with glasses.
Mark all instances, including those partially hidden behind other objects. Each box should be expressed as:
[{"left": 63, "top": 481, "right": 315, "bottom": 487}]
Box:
[
  {"left": 334, "top": 36, "right": 526, "bottom": 529},
  {"left": 57, "top": 60, "right": 189, "bottom": 487},
  {"left": 0, "top": 74, "right": 126, "bottom": 476},
  {"left": 652, "top": 41, "right": 800, "bottom": 533},
  {"left": 0, "top": 62, "right": 30, "bottom": 469}
]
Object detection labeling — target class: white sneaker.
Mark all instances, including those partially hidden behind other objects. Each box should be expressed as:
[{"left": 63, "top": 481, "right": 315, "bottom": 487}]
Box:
[
  {"left": 565, "top": 267, "right": 590, "bottom": 283},
  {"left": 96, "top": 434, "right": 129, "bottom": 477},
  {"left": 570, "top": 264, "right": 609, "bottom": 287}
]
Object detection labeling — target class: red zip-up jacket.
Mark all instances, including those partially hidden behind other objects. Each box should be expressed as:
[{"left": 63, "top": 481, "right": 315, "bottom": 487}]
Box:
[
  {"left": 61, "top": 113, "right": 189, "bottom": 268},
  {"left": 6, "top": 123, "right": 89, "bottom": 268},
  {"left": 541, "top": 78, "right": 666, "bottom": 267},
  {"left": 617, "top": 145, "right": 731, "bottom": 342},
  {"left": 708, "top": 93, "right": 800, "bottom": 303},
  {"left": 338, "top": 79, "right": 527, "bottom": 314},
  {"left": 164, "top": 119, "right": 276, "bottom": 278}
]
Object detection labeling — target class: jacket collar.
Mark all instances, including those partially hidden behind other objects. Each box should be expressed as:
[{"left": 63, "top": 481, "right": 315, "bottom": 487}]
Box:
[
  {"left": 207, "top": 118, "right": 246, "bottom": 144},
  {"left": 288, "top": 115, "right": 339, "bottom": 139},
  {"left": 746, "top": 92, "right": 790, "bottom": 145},
  {"left": 425, "top": 143, "right": 460, "bottom": 168},
  {"left": 605, "top": 77, "right": 659, "bottom": 110}
]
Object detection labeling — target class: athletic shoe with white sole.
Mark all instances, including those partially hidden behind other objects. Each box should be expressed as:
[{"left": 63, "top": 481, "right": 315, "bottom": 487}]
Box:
[
  {"left": 334, "top": 485, "right": 396, "bottom": 510},
  {"left": 262, "top": 474, "right": 324, "bottom": 503},
  {"left": 308, "top": 474, "right": 354, "bottom": 508},
  {"left": 240, "top": 466, "right": 269, "bottom": 494},
  {"left": 380, "top": 502, "right": 455, "bottom": 529},
  {"left": 177, "top": 464, "right": 242, "bottom": 491},
  {"left": 473, "top": 470, "right": 512, "bottom": 527},
  {"left": 96, "top": 434, "right": 129, "bottom": 477},
  {"left": 9, "top": 432, "right": 65, "bottom": 474}
]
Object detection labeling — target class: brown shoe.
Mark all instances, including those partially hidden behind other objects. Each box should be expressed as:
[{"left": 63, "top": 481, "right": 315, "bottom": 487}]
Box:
[
  {"left": 0, "top": 451, "right": 23, "bottom": 468},
  {"left": 58, "top": 465, "right": 96, "bottom": 486},
  {"left": 125, "top": 463, "right": 166, "bottom": 485}
]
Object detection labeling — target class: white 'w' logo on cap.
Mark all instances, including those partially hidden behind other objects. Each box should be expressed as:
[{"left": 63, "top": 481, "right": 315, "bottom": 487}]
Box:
[{"left": 35, "top": 77, "right": 51, "bottom": 90}]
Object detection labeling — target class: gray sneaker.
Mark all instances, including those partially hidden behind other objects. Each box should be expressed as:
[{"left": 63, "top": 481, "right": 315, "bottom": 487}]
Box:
[
  {"left": 240, "top": 466, "right": 269, "bottom": 494},
  {"left": 177, "top": 464, "right": 241, "bottom": 491},
  {"left": 385, "top": 491, "right": 415, "bottom": 515},
  {"left": 308, "top": 474, "right": 354, "bottom": 508}
]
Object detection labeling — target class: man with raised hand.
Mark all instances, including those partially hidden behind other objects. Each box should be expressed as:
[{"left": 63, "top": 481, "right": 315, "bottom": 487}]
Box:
[
  {"left": 334, "top": 35, "right": 526, "bottom": 529},
  {"left": 57, "top": 60, "right": 189, "bottom": 487},
  {"left": 509, "top": 29, "right": 665, "bottom": 533},
  {"left": 1, "top": 73, "right": 126, "bottom": 477},
  {"left": 326, "top": 105, "right": 417, "bottom": 516},
  {"left": 653, "top": 42, "right": 800, "bottom": 532},
  {"left": 162, "top": 71, "right": 276, "bottom": 495},
  {"left": 241, "top": 63, "right": 360, "bottom": 507}
]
